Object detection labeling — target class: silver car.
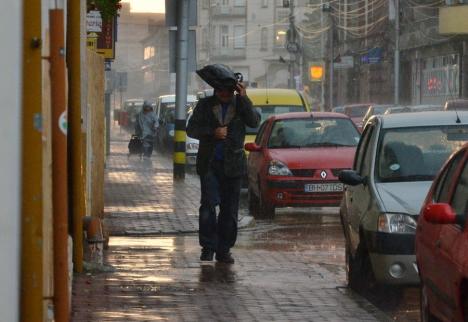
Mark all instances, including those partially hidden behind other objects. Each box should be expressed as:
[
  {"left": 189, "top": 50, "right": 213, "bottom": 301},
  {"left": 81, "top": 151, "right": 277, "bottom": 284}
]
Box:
[{"left": 339, "top": 111, "right": 468, "bottom": 289}]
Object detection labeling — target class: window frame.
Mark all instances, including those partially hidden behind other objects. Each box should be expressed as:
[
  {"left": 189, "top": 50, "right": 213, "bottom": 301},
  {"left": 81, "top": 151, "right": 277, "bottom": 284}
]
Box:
[{"left": 353, "top": 123, "right": 375, "bottom": 175}]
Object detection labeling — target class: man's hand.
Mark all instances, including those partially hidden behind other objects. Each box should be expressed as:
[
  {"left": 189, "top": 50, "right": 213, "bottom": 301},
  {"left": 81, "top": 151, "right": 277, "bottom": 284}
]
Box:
[
  {"left": 235, "top": 82, "right": 246, "bottom": 96},
  {"left": 214, "top": 127, "right": 227, "bottom": 140}
]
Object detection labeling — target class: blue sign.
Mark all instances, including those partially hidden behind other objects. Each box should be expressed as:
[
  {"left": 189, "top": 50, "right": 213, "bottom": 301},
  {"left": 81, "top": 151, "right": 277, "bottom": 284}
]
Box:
[{"left": 361, "top": 47, "right": 383, "bottom": 64}]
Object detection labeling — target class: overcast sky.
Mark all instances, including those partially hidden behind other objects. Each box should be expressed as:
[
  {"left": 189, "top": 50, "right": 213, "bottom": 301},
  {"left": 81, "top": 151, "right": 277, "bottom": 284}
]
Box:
[{"left": 122, "top": 0, "right": 165, "bottom": 13}]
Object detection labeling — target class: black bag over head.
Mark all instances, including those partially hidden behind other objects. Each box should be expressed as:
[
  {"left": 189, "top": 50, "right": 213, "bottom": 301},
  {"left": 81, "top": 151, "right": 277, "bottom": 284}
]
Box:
[{"left": 196, "top": 64, "right": 239, "bottom": 91}]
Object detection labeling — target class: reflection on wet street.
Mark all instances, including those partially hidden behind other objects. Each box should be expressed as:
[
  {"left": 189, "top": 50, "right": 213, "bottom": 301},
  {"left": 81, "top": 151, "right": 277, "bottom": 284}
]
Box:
[{"left": 73, "top": 202, "right": 420, "bottom": 321}]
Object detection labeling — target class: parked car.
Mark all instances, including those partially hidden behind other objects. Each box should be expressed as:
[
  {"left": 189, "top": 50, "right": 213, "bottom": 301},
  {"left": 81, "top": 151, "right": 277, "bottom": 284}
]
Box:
[
  {"left": 384, "top": 106, "right": 413, "bottom": 115},
  {"left": 122, "top": 98, "right": 144, "bottom": 129},
  {"left": 339, "top": 111, "right": 468, "bottom": 291},
  {"left": 444, "top": 99, "right": 468, "bottom": 111},
  {"left": 245, "top": 112, "right": 360, "bottom": 219},
  {"left": 154, "top": 95, "right": 197, "bottom": 152},
  {"left": 411, "top": 104, "right": 443, "bottom": 112},
  {"left": 343, "top": 104, "right": 372, "bottom": 131},
  {"left": 362, "top": 104, "right": 393, "bottom": 127},
  {"left": 154, "top": 94, "right": 197, "bottom": 122},
  {"left": 244, "top": 88, "right": 311, "bottom": 146},
  {"left": 416, "top": 143, "right": 468, "bottom": 322},
  {"left": 332, "top": 106, "right": 345, "bottom": 114},
  {"left": 185, "top": 110, "right": 199, "bottom": 167}
]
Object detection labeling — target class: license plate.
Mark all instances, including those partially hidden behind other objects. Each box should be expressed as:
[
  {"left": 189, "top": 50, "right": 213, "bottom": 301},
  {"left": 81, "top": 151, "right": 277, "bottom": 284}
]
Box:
[{"left": 304, "top": 183, "right": 344, "bottom": 193}]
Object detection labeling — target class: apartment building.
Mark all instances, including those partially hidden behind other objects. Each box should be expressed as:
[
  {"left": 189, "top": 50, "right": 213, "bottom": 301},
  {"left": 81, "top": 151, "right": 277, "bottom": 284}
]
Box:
[{"left": 196, "top": 0, "right": 306, "bottom": 90}]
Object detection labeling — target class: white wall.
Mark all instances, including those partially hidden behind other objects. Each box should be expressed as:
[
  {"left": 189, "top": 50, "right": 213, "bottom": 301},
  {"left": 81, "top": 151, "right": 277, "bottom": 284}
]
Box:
[{"left": 0, "top": 1, "right": 22, "bottom": 321}]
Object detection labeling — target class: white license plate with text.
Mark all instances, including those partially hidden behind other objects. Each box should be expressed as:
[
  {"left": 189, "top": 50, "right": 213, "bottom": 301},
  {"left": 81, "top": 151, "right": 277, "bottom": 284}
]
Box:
[{"left": 304, "top": 183, "right": 344, "bottom": 193}]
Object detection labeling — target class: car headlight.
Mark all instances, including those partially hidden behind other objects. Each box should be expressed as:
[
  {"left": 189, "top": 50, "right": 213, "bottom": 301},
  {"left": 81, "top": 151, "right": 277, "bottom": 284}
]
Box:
[
  {"left": 378, "top": 213, "right": 417, "bottom": 234},
  {"left": 268, "top": 160, "right": 292, "bottom": 176},
  {"left": 186, "top": 143, "right": 199, "bottom": 151},
  {"left": 169, "top": 130, "right": 175, "bottom": 137}
]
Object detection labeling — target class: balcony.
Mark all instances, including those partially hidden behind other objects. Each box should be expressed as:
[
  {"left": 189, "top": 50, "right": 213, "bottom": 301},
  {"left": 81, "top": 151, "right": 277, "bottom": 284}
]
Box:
[
  {"left": 439, "top": 5, "right": 468, "bottom": 34},
  {"left": 210, "top": 47, "right": 246, "bottom": 60},
  {"left": 211, "top": 5, "right": 246, "bottom": 18}
]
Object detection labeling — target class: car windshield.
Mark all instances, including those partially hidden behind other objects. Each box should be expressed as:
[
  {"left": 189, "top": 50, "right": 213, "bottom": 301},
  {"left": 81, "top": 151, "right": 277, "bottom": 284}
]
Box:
[
  {"left": 246, "top": 105, "right": 305, "bottom": 134},
  {"left": 345, "top": 106, "right": 368, "bottom": 117},
  {"left": 268, "top": 117, "right": 360, "bottom": 149},
  {"left": 376, "top": 125, "right": 468, "bottom": 182}
]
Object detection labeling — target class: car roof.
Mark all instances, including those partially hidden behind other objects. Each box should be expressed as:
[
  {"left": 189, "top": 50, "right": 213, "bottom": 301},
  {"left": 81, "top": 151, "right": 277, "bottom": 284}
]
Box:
[
  {"left": 246, "top": 88, "right": 304, "bottom": 106},
  {"left": 270, "top": 111, "right": 351, "bottom": 121},
  {"left": 159, "top": 94, "right": 197, "bottom": 103},
  {"left": 125, "top": 99, "right": 144, "bottom": 103},
  {"left": 375, "top": 111, "right": 468, "bottom": 129},
  {"left": 344, "top": 103, "right": 372, "bottom": 109}
]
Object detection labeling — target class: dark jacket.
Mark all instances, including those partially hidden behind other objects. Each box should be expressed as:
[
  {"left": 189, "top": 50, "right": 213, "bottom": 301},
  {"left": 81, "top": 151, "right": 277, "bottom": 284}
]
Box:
[{"left": 187, "top": 94, "right": 260, "bottom": 177}]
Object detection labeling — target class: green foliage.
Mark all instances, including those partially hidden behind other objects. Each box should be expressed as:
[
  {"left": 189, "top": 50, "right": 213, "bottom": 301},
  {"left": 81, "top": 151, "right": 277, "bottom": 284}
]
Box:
[{"left": 87, "top": 0, "right": 122, "bottom": 21}]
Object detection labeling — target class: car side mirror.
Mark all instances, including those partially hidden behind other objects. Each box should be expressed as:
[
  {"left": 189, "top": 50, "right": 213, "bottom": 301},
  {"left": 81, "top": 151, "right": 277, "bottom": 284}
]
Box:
[
  {"left": 244, "top": 142, "right": 262, "bottom": 152},
  {"left": 338, "top": 170, "right": 366, "bottom": 186},
  {"left": 423, "top": 203, "right": 459, "bottom": 225}
]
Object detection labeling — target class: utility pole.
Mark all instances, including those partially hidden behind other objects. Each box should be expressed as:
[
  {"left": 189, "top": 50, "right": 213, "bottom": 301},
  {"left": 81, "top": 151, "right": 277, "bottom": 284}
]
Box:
[
  {"left": 394, "top": 0, "right": 400, "bottom": 105},
  {"left": 322, "top": 2, "right": 334, "bottom": 110},
  {"left": 329, "top": 13, "right": 334, "bottom": 110},
  {"left": 174, "top": 0, "right": 189, "bottom": 180},
  {"left": 288, "top": 0, "right": 295, "bottom": 89}
]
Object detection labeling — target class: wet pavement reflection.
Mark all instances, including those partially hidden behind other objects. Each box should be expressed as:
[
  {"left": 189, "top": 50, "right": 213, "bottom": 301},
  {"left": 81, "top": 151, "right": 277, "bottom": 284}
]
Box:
[{"left": 73, "top": 202, "right": 420, "bottom": 321}]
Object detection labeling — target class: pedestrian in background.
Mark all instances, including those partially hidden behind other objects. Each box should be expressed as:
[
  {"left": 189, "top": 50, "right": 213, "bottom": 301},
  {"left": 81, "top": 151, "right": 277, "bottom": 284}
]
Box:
[
  {"left": 135, "top": 100, "right": 157, "bottom": 158},
  {"left": 187, "top": 82, "right": 260, "bottom": 263}
]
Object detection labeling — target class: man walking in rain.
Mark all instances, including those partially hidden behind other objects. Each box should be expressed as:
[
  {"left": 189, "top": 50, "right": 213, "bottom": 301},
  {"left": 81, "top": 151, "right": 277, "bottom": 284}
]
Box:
[
  {"left": 135, "top": 100, "right": 157, "bottom": 159},
  {"left": 187, "top": 81, "right": 260, "bottom": 264}
]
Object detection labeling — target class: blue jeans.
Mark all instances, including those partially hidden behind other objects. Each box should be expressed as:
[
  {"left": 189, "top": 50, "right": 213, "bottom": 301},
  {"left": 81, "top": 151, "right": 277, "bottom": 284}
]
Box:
[{"left": 199, "top": 160, "right": 241, "bottom": 254}]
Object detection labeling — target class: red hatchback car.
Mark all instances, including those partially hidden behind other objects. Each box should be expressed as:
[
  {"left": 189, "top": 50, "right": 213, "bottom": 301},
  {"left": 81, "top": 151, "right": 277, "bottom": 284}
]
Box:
[
  {"left": 416, "top": 143, "right": 468, "bottom": 322},
  {"left": 245, "top": 112, "right": 360, "bottom": 219}
]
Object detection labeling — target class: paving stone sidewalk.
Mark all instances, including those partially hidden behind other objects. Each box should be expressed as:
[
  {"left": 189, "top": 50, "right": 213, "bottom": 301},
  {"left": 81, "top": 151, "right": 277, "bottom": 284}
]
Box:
[{"left": 104, "top": 128, "right": 252, "bottom": 236}]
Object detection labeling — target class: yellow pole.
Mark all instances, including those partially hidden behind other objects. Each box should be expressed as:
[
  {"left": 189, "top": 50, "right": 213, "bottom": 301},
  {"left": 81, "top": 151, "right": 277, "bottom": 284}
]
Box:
[
  {"left": 20, "top": 0, "right": 44, "bottom": 320},
  {"left": 67, "top": 0, "right": 84, "bottom": 273}
]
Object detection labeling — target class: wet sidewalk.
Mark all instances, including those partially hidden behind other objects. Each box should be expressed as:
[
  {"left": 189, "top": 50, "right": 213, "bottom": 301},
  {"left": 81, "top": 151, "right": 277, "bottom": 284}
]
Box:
[
  {"left": 103, "top": 128, "right": 252, "bottom": 236},
  {"left": 71, "top": 127, "right": 391, "bottom": 321}
]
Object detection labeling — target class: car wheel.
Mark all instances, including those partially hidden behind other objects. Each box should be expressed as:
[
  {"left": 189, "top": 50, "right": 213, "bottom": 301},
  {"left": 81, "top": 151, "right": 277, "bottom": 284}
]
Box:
[
  {"left": 347, "top": 242, "right": 375, "bottom": 292},
  {"left": 259, "top": 192, "right": 275, "bottom": 219},
  {"left": 248, "top": 188, "right": 260, "bottom": 217},
  {"left": 420, "top": 281, "right": 438, "bottom": 322}
]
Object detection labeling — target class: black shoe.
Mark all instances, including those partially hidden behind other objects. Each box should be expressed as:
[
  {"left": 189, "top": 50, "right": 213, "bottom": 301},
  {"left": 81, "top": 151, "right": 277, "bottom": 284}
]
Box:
[
  {"left": 200, "top": 248, "right": 214, "bottom": 261},
  {"left": 215, "top": 252, "right": 235, "bottom": 264}
]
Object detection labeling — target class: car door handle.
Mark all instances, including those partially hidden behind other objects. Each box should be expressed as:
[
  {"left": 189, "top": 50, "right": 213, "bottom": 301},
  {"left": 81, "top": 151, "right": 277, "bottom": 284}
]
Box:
[{"left": 435, "top": 240, "right": 441, "bottom": 248}]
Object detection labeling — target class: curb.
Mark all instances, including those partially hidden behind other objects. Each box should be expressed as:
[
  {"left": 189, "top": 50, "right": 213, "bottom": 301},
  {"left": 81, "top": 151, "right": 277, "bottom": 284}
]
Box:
[{"left": 110, "top": 215, "right": 256, "bottom": 237}]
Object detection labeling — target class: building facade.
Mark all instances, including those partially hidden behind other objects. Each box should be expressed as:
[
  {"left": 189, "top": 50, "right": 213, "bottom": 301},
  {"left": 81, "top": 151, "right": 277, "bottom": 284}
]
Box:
[
  {"left": 113, "top": 3, "right": 164, "bottom": 104},
  {"left": 196, "top": 0, "right": 309, "bottom": 90},
  {"left": 301, "top": 0, "right": 468, "bottom": 109}
]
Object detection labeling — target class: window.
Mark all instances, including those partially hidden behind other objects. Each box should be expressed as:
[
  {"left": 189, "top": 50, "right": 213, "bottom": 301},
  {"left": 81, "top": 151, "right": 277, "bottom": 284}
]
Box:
[
  {"left": 276, "top": 9, "right": 290, "bottom": 22},
  {"left": 451, "top": 160, "right": 468, "bottom": 216},
  {"left": 234, "top": 0, "right": 245, "bottom": 6},
  {"left": 262, "top": 0, "right": 268, "bottom": 7},
  {"left": 274, "top": 28, "right": 287, "bottom": 48},
  {"left": 234, "top": 25, "right": 246, "bottom": 48},
  {"left": 376, "top": 125, "right": 468, "bottom": 183},
  {"left": 220, "top": 25, "right": 229, "bottom": 48},
  {"left": 144, "top": 46, "right": 155, "bottom": 60},
  {"left": 261, "top": 27, "right": 268, "bottom": 50},
  {"left": 255, "top": 122, "right": 268, "bottom": 145},
  {"left": 433, "top": 153, "right": 463, "bottom": 203},
  {"left": 246, "top": 105, "right": 306, "bottom": 135},
  {"left": 267, "top": 117, "right": 360, "bottom": 149},
  {"left": 354, "top": 125, "right": 374, "bottom": 175},
  {"left": 144, "top": 70, "right": 154, "bottom": 83}
]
